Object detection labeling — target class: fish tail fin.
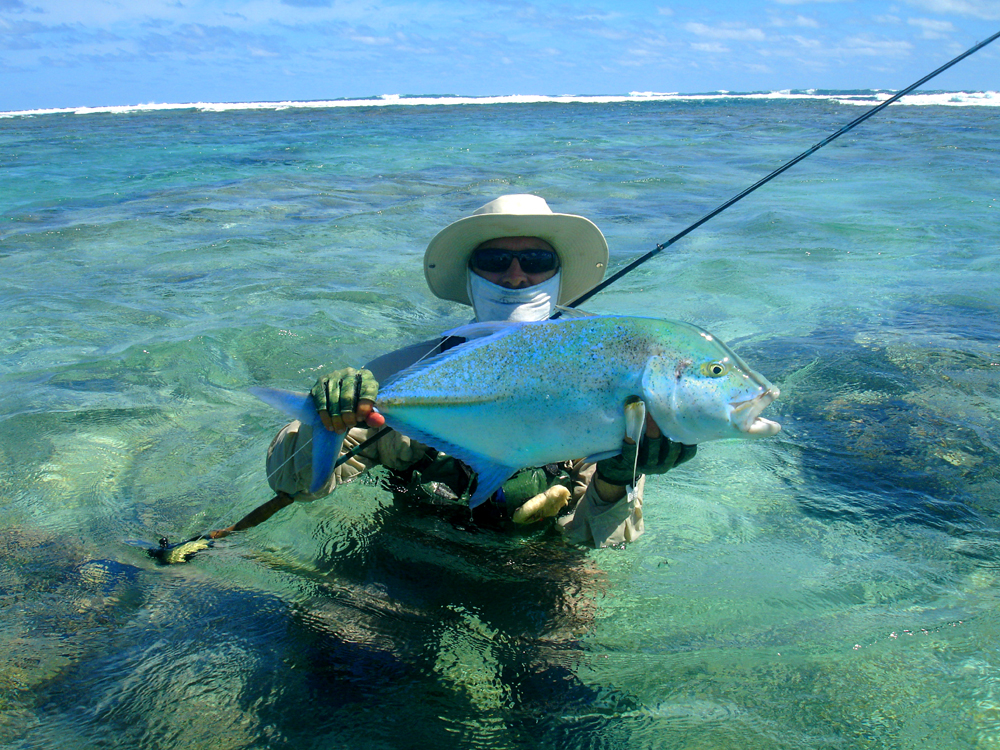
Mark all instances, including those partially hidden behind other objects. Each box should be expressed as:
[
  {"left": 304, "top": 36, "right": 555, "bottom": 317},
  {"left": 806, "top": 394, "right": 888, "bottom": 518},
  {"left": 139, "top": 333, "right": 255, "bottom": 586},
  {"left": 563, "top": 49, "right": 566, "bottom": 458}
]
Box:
[
  {"left": 249, "top": 387, "right": 318, "bottom": 425},
  {"left": 309, "top": 428, "right": 347, "bottom": 494},
  {"left": 250, "top": 386, "right": 344, "bottom": 494}
]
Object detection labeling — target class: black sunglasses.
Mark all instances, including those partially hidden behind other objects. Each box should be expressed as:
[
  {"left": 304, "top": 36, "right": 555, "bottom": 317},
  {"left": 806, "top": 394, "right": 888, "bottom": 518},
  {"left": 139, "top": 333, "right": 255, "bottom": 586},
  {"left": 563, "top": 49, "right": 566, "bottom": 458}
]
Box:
[{"left": 470, "top": 248, "right": 560, "bottom": 275}]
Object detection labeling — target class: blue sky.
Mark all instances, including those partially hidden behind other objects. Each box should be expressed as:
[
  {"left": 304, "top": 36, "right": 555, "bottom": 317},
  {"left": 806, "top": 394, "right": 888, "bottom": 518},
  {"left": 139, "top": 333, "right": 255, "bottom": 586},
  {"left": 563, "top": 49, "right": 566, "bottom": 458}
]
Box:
[{"left": 1, "top": 0, "right": 997, "bottom": 111}]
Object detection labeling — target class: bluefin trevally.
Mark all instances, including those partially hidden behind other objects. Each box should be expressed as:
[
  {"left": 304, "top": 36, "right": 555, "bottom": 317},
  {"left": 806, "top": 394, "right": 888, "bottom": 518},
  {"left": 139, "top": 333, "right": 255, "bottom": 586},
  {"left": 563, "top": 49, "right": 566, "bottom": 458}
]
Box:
[{"left": 252, "top": 315, "right": 780, "bottom": 505}]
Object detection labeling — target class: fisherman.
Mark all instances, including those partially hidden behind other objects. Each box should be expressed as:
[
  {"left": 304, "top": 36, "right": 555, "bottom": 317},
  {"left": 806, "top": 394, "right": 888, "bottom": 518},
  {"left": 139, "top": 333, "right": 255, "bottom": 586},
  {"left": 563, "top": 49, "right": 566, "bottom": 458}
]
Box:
[{"left": 210, "top": 194, "right": 696, "bottom": 548}]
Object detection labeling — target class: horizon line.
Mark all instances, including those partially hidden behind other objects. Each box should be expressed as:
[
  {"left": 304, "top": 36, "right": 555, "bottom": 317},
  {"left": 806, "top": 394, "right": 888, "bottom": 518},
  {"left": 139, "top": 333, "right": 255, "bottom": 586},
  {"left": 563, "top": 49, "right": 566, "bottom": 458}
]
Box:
[{"left": 4, "top": 89, "right": 998, "bottom": 118}]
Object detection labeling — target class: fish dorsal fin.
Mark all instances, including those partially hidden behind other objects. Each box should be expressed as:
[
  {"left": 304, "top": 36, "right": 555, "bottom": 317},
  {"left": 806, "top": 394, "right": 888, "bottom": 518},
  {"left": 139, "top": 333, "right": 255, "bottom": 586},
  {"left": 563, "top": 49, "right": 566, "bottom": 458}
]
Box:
[
  {"left": 441, "top": 320, "right": 521, "bottom": 340},
  {"left": 382, "top": 322, "right": 531, "bottom": 390},
  {"left": 553, "top": 305, "right": 596, "bottom": 319}
]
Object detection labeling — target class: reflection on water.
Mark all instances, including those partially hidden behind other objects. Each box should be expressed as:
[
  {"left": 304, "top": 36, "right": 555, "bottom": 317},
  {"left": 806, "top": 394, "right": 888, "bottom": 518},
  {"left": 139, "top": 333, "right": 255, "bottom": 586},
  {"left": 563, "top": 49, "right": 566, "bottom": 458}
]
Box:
[
  {"left": 2, "top": 101, "right": 999, "bottom": 748},
  {"left": 768, "top": 297, "right": 999, "bottom": 538}
]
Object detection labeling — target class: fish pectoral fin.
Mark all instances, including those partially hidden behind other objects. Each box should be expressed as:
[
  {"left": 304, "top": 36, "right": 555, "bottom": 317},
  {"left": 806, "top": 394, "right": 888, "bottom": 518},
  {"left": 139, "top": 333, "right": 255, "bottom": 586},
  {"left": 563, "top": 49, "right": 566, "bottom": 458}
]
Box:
[
  {"left": 624, "top": 398, "right": 647, "bottom": 444},
  {"left": 624, "top": 398, "right": 647, "bottom": 485}
]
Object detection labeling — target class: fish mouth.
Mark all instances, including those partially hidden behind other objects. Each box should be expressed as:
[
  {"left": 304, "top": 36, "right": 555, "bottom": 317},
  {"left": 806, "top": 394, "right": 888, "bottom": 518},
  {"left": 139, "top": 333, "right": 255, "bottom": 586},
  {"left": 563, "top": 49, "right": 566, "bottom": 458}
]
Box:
[{"left": 730, "top": 387, "right": 781, "bottom": 437}]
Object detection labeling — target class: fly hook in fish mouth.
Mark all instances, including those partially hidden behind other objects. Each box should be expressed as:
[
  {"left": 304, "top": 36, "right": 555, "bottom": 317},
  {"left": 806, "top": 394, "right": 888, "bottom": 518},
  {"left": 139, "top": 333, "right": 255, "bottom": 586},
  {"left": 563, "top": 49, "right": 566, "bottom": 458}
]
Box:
[{"left": 730, "top": 387, "right": 781, "bottom": 436}]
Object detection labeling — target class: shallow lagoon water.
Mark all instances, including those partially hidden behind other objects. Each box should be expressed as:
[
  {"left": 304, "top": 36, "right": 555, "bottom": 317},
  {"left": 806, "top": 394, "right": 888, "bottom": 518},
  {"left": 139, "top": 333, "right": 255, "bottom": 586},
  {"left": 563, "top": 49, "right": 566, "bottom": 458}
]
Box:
[{"left": 1, "top": 97, "right": 998, "bottom": 749}]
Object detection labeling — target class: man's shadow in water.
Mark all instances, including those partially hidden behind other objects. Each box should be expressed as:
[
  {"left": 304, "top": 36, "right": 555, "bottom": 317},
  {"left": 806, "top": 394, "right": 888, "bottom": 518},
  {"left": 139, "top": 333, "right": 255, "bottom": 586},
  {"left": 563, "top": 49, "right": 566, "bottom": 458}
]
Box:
[{"left": 250, "top": 493, "right": 633, "bottom": 744}]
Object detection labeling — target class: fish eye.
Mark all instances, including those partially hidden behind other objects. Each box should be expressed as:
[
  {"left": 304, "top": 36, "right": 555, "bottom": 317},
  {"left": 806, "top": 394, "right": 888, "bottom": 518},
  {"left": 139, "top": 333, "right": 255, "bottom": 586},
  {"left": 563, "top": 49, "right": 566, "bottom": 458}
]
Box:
[{"left": 701, "top": 360, "right": 730, "bottom": 377}]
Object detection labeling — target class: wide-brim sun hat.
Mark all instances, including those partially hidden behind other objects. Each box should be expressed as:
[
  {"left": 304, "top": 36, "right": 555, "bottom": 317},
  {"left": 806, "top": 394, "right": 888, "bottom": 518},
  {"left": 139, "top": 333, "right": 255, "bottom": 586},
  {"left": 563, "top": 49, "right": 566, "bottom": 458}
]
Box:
[{"left": 424, "top": 194, "right": 609, "bottom": 306}]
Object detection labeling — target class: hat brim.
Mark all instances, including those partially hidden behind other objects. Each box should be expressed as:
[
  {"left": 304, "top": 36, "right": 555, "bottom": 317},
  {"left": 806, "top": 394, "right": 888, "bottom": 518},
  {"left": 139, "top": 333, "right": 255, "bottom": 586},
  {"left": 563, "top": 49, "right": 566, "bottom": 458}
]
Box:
[{"left": 424, "top": 212, "right": 609, "bottom": 306}]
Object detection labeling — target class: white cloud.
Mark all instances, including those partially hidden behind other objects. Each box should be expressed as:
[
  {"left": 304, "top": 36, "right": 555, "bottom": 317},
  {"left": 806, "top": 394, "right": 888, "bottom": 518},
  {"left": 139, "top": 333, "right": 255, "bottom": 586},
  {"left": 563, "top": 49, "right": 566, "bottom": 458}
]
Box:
[
  {"left": 683, "top": 22, "right": 766, "bottom": 41},
  {"left": 789, "top": 34, "right": 823, "bottom": 47},
  {"left": 905, "top": 0, "right": 1000, "bottom": 19},
  {"left": 13, "top": 0, "right": 410, "bottom": 29},
  {"left": 691, "top": 41, "right": 728, "bottom": 52},
  {"left": 352, "top": 35, "right": 392, "bottom": 44},
  {"left": 769, "top": 14, "right": 821, "bottom": 28},
  {"left": 907, "top": 17, "right": 956, "bottom": 37},
  {"left": 593, "top": 27, "right": 629, "bottom": 41},
  {"left": 837, "top": 35, "right": 914, "bottom": 56},
  {"left": 573, "top": 11, "right": 620, "bottom": 22}
]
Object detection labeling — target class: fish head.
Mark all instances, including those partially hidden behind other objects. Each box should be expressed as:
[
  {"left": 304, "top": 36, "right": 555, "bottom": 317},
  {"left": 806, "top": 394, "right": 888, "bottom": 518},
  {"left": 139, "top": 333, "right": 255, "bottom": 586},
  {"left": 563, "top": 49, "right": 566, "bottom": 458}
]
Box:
[{"left": 641, "top": 327, "right": 781, "bottom": 444}]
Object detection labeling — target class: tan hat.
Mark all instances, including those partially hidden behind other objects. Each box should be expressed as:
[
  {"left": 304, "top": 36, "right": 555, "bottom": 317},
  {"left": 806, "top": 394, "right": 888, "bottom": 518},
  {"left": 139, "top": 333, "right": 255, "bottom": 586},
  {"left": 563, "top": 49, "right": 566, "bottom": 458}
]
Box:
[{"left": 424, "top": 194, "right": 609, "bottom": 306}]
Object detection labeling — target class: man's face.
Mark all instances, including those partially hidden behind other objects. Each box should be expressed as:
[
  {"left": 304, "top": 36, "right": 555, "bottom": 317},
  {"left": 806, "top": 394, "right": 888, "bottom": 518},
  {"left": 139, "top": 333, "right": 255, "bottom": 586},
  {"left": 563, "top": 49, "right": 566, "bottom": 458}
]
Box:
[{"left": 469, "top": 237, "right": 559, "bottom": 289}]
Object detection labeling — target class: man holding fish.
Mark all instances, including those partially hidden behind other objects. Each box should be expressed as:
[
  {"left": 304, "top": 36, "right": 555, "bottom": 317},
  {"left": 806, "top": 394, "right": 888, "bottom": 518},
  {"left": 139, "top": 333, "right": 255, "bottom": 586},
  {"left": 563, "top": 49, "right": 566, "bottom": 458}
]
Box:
[
  {"left": 191, "top": 193, "right": 781, "bottom": 560},
  {"left": 234, "top": 195, "right": 705, "bottom": 548}
]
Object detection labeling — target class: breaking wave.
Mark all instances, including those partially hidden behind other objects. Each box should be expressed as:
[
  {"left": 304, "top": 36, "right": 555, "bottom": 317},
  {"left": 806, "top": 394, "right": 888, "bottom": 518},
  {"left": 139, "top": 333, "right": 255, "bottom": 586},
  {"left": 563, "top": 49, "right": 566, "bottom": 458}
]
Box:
[{"left": 3, "top": 90, "right": 998, "bottom": 118}]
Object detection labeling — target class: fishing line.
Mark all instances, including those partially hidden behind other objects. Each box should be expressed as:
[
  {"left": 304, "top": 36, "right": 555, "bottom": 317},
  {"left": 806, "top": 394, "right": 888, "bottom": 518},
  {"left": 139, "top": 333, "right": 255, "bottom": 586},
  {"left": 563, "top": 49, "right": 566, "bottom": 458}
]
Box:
[{"left": 560, "top": 29, "right": 1000, "bottom": 313}]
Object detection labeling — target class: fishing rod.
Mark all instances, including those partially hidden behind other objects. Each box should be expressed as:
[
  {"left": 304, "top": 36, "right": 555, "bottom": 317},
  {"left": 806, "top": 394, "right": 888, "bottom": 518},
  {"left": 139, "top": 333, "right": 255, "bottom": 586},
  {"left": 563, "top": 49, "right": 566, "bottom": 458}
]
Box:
[
  {"left": 562, "top": 28, "right": 1000, "bottom": 312},
  {"left": 149, "top": 30, "right": 998, "bottom": 562}
]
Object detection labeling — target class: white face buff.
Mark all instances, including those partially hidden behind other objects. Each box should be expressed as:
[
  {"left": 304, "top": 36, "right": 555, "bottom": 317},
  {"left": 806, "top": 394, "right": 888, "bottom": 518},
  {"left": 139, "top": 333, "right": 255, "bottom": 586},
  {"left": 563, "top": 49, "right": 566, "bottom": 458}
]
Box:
[{"left": 466, "top": 270, "right": 562, "bottom": 323}]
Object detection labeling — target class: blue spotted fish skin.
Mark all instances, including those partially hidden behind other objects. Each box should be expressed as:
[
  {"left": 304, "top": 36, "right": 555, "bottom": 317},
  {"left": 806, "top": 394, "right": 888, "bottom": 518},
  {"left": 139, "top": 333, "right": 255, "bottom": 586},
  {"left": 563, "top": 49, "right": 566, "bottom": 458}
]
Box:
[{"left": 375, "top": 316, "right": 780, "bottom": 506}]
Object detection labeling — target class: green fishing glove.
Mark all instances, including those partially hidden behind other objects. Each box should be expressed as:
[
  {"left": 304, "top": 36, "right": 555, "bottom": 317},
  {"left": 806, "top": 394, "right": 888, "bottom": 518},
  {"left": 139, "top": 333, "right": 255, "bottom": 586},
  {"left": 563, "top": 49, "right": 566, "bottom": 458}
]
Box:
[
  {"left": 595, "top": 436, "right": 697, "bottom": 486},
  {"left": 310, "top": 367, "right": 379, "bottom": 428}
]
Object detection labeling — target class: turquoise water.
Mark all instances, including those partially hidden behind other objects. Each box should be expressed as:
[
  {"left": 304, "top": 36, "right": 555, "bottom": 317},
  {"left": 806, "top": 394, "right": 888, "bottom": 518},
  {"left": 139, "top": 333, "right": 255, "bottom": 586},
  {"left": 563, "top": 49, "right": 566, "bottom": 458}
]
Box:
[{"left": 1, "top": 96, "right": 999, "bottom": 749}]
